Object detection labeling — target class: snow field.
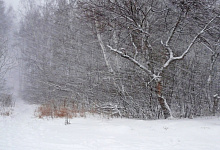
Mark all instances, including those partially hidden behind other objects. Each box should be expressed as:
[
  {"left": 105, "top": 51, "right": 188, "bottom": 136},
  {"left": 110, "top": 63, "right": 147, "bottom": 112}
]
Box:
[{"left": 1, "top": 99, "right": 220, "bottom": 150}]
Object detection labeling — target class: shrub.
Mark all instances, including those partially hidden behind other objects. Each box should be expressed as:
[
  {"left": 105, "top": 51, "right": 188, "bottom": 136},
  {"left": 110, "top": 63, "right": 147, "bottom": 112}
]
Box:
[
  {"left": 0, "top": 93, "right": 14, "bottom": 107},
  {"left": 0, "top": 93, "right": 14, "bottom": 116},
  {"left": 35, "top": 100, "right": 84, "bottom": 119},
  {"left": 35, "top": 100, "right": 122, "bottom": 119}
]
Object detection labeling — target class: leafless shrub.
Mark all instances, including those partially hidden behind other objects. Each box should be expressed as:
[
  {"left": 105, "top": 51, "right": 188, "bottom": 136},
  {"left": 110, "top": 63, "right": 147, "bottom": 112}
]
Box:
[{"left": 0, "top": 93, "right": 14, "bottom": 116}]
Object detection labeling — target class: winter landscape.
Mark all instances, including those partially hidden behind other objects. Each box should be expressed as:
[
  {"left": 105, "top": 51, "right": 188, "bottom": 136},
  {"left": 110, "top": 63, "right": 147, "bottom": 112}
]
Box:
[
  {"left": 1, "top": 0, "right": 220, "bottom": 150},
  {"left": 0, "top": 98, "right": 220, "bottom": 150}
]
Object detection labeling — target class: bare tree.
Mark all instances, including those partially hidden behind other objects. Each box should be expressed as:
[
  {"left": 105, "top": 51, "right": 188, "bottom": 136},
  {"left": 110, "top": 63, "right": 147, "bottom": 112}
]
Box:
[
  {"left": 79, "top": 0, "right": 220, "bottom": 118},
  {"left": 18, "top": 0, "right": 220, "bottom": 119},
  {"left": 0, "top": 0, "right": 12, "bottom": 93}
]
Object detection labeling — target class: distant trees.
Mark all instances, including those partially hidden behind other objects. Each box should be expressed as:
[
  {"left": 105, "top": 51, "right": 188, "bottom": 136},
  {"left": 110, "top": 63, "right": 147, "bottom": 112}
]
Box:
[
  {"left": 0, "top": 0, "right": 14, "bottom": 110},
  {"left": 18, "top": 0, "right": 220, "bottom": 119},
  {"left": 0, "top": 0, "right": 12, "bottom": 94},
  {"left": 19, "top": 0, "right": 105, "bottom": 105}
]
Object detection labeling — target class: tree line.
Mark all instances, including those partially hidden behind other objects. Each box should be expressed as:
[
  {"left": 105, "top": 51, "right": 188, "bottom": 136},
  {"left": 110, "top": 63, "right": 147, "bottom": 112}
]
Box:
[
  {"left": 18, "top": 0, "right": 220, "bottom": 119},
  {"left": 0, "top": 0, "right": 13, "bottom": 104}
]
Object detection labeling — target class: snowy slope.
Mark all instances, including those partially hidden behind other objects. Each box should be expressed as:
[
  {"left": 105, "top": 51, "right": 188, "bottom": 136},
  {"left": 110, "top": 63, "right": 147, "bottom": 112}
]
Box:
[{"left": 1, "top": 99, "right": 220, "bottom": 150}]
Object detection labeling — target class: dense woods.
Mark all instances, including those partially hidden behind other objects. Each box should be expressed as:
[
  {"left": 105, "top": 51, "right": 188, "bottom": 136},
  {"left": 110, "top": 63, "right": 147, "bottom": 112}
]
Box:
[
  {"left": 18, "top": 0, "right": 220, "bottom": 119},
  {"left": 0, "top": 0, "right": 12, "bottom": 103}
]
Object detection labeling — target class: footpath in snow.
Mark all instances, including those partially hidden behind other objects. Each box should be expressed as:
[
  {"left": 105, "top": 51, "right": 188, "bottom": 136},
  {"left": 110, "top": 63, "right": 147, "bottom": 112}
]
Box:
[{"left": 1, "top": 99, "right": 220, "bottom": 150}]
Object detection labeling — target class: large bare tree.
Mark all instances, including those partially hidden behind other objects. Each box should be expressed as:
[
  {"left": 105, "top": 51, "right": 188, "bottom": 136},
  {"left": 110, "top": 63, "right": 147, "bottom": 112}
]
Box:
[{"left": 79, "top": 0, "right": 220, "bottom": 118}]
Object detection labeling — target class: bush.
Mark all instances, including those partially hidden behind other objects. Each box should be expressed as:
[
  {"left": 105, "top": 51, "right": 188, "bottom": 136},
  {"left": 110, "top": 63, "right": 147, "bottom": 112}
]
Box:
[
  {"left": 35, "top": 100, "right": 124, "bottom": 119},
  {"left": 0, "top": 93, "right": 14, "bottom": 116},
  {"left": 35, "top": 100, "right": 84, "bottom": 119},
  {"left": 0, "top": 93, "right": 14, "bottom": 107}
]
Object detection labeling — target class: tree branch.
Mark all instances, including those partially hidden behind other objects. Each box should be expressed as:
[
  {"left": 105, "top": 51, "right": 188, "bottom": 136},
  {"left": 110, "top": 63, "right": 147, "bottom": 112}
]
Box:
[
  {"left": 107, "top": 45, "right": 159, "bottom": 79},
  {"left": 162, "top": 16, "right": 218, "bottom": 69}
]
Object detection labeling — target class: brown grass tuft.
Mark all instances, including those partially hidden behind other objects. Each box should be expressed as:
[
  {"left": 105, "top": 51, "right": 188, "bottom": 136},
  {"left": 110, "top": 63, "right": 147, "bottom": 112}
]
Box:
[
  {"left": 54, "top": 107, "right": 73, "bottom": 118},
  {"left": 37, "top": 104, "right": 52, "bottom": 118},
  {"left": 35, "top": 100, "right": 116, "bottom": 119},
  {"left": 36, "top": 101, "right": 82, "bottom": 119}
]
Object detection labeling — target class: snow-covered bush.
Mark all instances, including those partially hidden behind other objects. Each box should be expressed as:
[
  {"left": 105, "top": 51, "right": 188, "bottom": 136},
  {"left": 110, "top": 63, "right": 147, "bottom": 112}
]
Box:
[
  {"left": 0, "top": 93, "right": 14, "bottom": 107},
  {"left": 0, "top": 93, "right": 14, "bottom": 116}
]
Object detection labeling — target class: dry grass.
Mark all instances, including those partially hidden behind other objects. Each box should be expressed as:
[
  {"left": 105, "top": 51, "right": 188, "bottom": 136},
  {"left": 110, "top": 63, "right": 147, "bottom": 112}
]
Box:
[
  {"left": 37, "top": 104, "right": 52, "bottom": 118},
  {"left": 54, "top": 107, "right": 73, "bottom": 118},
  {"left": 35, "top": 101, "right": 88, "bottom": 119},
  {"left": 35, "top": 100, "right": 122, "bottom": 119}
]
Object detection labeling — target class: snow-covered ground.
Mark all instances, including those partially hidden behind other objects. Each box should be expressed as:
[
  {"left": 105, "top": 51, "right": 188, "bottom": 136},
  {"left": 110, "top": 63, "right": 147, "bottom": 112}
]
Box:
[{"left": 1, "top": 99, "right": 220, "bottom": 150}]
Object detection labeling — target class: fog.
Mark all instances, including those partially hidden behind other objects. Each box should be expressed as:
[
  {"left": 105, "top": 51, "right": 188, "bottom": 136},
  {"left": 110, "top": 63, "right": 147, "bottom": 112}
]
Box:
[{"left": 4, "top": 0, "right": 20, "bottom": 98}]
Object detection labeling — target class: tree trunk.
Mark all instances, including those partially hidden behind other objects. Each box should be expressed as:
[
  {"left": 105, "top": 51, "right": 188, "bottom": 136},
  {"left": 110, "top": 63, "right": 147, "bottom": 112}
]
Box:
[
  {"left": 206, "top": 53, "right": 219, "bottom": 112},
  {"left": 157, "top": 81, "right": 172, "bottom": 119},
  {"left": 213, "top": 94, "right": 219, "bottom": 116}
]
